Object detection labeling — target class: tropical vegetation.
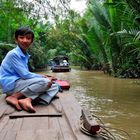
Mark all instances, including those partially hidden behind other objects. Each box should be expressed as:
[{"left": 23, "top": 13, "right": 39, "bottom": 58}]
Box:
[{"left": 0, "top": 0, "right": 139, "bottom": 78}]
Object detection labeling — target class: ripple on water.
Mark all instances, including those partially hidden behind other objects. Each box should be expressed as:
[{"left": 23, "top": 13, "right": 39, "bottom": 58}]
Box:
[{"left": 48, "top": 69, "right": 140, "bottom": 140}]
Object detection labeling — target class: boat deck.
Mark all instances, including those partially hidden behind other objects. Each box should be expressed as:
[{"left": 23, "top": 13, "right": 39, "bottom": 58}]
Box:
[{"left": 0, "top": 92, "right": 104, "bottom": 140}]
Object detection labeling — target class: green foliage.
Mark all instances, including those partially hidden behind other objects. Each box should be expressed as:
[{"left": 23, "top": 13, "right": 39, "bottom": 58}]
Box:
[
  {"left": 29, "top": 42, "right": 48, "bottom": 69},
  {"left": 0, "top": 0, "right": 139, "bottom": 78},
  {"left": 0, "top": 0, "right": 51, "bottom": 70},
  {"left": 82, "top": 0, "right": 140, "bottom": 77},
  {"left": 0, "top": 43, "right": 15, "bottom": 64}
]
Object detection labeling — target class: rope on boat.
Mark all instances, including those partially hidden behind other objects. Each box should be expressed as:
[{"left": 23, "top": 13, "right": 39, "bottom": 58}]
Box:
[
  {"left": 91, "top": 114, "right": 131, "bottom": 140},
  {"left": 80, "top": 108, "right": 131, "bottom": 140}
]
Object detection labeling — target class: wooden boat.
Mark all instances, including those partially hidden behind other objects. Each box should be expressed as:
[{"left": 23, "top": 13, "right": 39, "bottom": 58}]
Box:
[
  {"left": 51, "top": 65, "right": 71, "bottom": 72},
  {"left": 50, "top": 56, "right": 71, "bottom": 72},
  {"left": 0, "top": 92, "right": 105, "bottom": 140}
]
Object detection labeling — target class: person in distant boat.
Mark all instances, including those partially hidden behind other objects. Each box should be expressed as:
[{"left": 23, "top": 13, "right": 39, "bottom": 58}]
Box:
[
  {"left": 0, "top": 26, "right": 60, "bottom": 113},
  {"left": 63, "top": 60, "right": 69, "bottom": 66}
]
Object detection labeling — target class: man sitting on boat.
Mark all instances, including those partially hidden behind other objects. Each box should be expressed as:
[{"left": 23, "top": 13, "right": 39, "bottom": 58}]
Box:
[{"left": 0, "top": 26, "right": 60, "bottom": 113}]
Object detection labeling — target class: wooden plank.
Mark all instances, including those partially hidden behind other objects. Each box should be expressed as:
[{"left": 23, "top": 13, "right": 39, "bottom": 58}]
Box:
[
  {"left": 0, "top": 104, "right": 9, "bottom": 118},
  {"left": 57, "top": 113, "right": 77, "bottom": 140},
  {"left": 35, "top": 99, "right": 76, "bottom": 140},
  {"left": 51, "top": 98, "right": 63, "bottom": 113},
  {"left": 21, "top": 117, "right": 44, "bottom": 130},
  {"left": 0, "top": 95, "right": 16, "bottom": 118},
  {"left": 59, "top": 93, "right": 92, "bottom": 140},
  {"left": 52, "top": 97, "right": 77, "bottom": 140},
  {"left": 0, "top": 116, "right": 9, "bottom": 133},
  {"left": 0, "top": 117, "right": 16, "bottom": 140},
  {"left": 20, "top": 103, "right": 61, "bottom": 131},
  {"left": 0, "top": 93, "right": 105, "bottom": 140},
  {"left": 59, "top": 93, "right": 104, "bottom": 140},
  {"left": 12, "top": 118, "right": 23, "bottom": 131},
  {"left": 16, "top": 129, "right": 64, "bottom": 140},
  {"left": 3, "top": 130, "right": 17, "bottom": 140},
  {"left": 0, "top": 95, "right": 6, "bottom": 104},
  {"left": 46, "top": 104, "right": 62, "bottom": 131}
]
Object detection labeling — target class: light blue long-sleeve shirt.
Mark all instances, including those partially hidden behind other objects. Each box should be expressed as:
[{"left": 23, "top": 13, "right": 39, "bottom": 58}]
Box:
[{"left": 0, "top": 46, "right": 43, "bottom": 93}]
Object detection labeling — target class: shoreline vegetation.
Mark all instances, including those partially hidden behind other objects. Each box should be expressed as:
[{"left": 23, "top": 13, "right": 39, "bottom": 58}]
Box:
[{"left": 0, "top": 1, "right": 140, "bottom": 79}]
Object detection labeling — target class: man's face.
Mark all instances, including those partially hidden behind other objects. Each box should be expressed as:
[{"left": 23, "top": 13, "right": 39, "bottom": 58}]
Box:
[{"left": 16, "top": 34, "right": 33, "bottom": 52}]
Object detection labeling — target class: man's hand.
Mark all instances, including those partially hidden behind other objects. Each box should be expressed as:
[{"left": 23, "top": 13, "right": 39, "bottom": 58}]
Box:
[{"left": 42, "top": 74, "right": 57, "bottom": 81}]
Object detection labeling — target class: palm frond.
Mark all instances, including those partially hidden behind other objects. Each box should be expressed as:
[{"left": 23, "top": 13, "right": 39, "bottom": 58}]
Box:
[
  {"left": 113, "top": 28, "right": 140, "bottom": 37},
  {"left": 134, "top": 31, "right": 140, "bottom": 41},
  {"left": 88, "top": 0, "right": 112, "bottom": 29}
]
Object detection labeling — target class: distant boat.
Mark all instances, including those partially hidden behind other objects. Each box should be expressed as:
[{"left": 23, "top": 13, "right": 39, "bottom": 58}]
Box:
[{"left": 49, "top": 56, "right": 71, "bottom": 72}]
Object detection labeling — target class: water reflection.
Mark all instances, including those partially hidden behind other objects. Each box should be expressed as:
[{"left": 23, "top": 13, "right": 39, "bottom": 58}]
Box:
[{"left": 45, "top": 68, "right": 140, "bottom": 140}]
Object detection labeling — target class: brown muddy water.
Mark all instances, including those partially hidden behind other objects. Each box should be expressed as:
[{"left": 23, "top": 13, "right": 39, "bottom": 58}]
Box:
[{"left": 45, "top": 68, "right": 140, "bottom": 140}]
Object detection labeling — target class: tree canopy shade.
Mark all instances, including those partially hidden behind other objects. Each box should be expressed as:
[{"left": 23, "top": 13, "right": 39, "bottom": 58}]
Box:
[{"left": 0, "top": 0, "right": 139, "bottom": 78}]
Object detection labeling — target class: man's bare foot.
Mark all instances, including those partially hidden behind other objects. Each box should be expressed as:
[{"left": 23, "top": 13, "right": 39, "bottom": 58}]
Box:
[
  {"left": 12, "top": 92, "right": 25, "bottom": 99},
  {"left": 19, "top": 98, "right": 36, "bottom": 113},
  {"left": 6, "top": 96, "right": 22, "bottom": 111}
]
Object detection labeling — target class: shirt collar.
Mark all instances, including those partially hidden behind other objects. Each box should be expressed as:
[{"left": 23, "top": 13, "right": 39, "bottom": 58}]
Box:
[{"left": 15, "top": 46, "right": 30, "bottom": 58}]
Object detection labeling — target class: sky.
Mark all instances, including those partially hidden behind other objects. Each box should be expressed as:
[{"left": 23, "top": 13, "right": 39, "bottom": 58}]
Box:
[
  {"left": 24, "top": 0, "right": 87, "bottom": 14},
  {"left": 23, "top": 0, "right": 87, "bottom": 23},
  {"left": 70, "top": 0, "right": 87, "bottom": 14}
]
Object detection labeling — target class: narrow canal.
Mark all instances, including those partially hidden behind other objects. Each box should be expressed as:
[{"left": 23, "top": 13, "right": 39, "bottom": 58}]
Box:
[{"left": 46, "top": 68, "right": 140, "bottom": 140}]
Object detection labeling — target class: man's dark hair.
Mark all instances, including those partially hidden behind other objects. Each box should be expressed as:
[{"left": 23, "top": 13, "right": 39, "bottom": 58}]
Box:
[{"left": 15, "top": 26, "right": 34, "bottom": 41}]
